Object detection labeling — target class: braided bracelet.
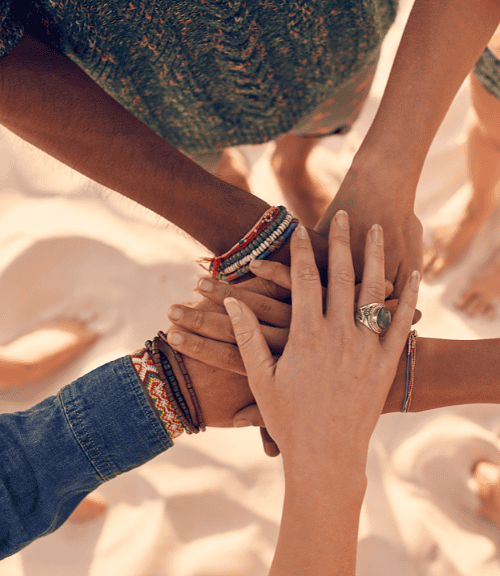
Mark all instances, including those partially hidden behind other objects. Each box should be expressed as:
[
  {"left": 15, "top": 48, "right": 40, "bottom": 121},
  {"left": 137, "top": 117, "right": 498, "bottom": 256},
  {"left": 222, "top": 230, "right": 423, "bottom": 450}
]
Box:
[{"left": 401, "top": 330, "right": 418, "bottom": 413}]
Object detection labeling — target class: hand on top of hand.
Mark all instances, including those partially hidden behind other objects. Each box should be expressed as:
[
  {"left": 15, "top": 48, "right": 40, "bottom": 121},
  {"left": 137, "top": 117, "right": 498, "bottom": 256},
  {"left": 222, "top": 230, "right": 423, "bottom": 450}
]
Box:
[{"left": 224, "top": 213, "right": 420, "bottom": 470}]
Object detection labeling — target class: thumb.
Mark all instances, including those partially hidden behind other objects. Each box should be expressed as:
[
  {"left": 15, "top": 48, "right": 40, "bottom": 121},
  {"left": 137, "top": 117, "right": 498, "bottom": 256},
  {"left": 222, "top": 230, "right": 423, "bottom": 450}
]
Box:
[{"left": 233, "top": 404, "right": 265, "bottom": 427}]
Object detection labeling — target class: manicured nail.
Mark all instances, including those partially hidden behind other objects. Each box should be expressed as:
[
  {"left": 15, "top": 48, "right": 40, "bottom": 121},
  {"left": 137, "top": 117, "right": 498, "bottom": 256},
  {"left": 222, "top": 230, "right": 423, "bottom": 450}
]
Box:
[
  {"left": 296, "top": 225, "right": 308, "bottom": 239},
  {"left": 168, "top": 306, "right": 182, "bottom": 321},
  {"left": 167, "top": 331, "right": 184, "bottom": 346},
  {"left": 198, "top": 277, "right": 213, "bottom": 292},
  {"left": 224, "top": 297, "right": 242, "bottom": 321},
  {"left": 335, "top": 210, "right": 349, "bottom": 230},
  {"left": 234, "top": 419, "right": 251, "bottom": 428},
  {"left": 249, "top": 259, "right": 262, "bottom": 268},
  {"left": 411, "top": 270, "right": 421, "bottom": 291},
  {"left": 371, "top": 224, "right": 383, "bottom": 245}
]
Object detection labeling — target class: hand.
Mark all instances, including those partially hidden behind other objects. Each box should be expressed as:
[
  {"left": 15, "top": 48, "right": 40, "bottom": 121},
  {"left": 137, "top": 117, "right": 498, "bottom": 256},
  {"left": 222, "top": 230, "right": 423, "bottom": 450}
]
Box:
[
  {"left": 223, "top": 213, "right": 420, "bottom": 468},
  {"left": 315, "top": 169, "right": 423, "bottom": 300}
]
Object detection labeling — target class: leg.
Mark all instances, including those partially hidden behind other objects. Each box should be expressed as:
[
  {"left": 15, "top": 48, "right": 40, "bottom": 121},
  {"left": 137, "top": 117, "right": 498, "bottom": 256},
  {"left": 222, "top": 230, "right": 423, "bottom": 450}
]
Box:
[
  {"left": 0, "top": 317, "right": 99, "bottom": 390},
  {"left": 271, "top": 133, "right": 332, "bottom": 228},
  {"left": 423, "top": 74, "right": 500, "bottom": 281},
  {"left": 473, "top": 461, "right": 500, "bottom": 526}
]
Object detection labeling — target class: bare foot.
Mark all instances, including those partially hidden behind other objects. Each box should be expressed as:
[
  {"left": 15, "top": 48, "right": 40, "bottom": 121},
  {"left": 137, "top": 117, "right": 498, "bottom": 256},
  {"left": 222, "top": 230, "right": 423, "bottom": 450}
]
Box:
[
  {"left": 271, "top": 134, "right": 332, "bottom": 228},
  {"left": 213, "top": 148, "right": 251, "bottom": 192},
  {"left": 423, "top": 200, "right": 495, "bottom": 282},
  {"left": 68, "top": 493, "right": 107, "bottom": 523},
  {"left": 473, "top": 461, "right": 500, "bottom": 526},
  {"left": 454, "top": 246, "right": 500, "bottom": 319}
]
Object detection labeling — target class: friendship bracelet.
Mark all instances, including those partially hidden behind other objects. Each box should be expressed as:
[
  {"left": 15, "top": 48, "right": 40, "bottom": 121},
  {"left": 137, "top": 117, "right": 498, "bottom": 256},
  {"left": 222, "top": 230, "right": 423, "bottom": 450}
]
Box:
[
  {"left": 219, "top": 214, "right": 293, "bottom": 274},
  {"left": 401, "top": 330, "right": 418, "bottom": 413},
  {"left": 219, "top": 219, "right": 299, "bottom": 282},
  {"left": 130, "top": 347, "right": 184, "bottom": 439},
  {"left": 162, "top": 336, "right": 207, "bottom": 432},
  {"left": 146, "top": 338, "right": 200, "bottom": 434},
  {"left": 202, "top": 206, "right": 295, "bottom": 280}
]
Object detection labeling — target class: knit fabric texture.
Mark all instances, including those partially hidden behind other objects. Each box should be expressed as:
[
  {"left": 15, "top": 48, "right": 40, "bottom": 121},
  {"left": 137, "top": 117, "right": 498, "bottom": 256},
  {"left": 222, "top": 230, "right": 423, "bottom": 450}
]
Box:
[{"left": 1, "top": 0, "right": 397, "bottom": 154}]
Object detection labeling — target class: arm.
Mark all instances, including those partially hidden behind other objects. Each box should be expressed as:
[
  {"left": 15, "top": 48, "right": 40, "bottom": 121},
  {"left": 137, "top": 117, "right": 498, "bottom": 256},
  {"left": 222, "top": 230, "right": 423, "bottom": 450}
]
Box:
[
  {"left": 0, "top": 35, "right": 328, "bottom": 267},
  {"left": 316, "top": 0, "right": 500, "bottom": 297}
]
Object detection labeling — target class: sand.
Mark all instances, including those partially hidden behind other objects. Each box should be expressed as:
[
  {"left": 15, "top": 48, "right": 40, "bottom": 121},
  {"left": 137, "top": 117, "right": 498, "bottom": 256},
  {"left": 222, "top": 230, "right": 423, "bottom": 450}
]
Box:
[{"left": 2, "top": 1, "right": 500, "bottom": 574}]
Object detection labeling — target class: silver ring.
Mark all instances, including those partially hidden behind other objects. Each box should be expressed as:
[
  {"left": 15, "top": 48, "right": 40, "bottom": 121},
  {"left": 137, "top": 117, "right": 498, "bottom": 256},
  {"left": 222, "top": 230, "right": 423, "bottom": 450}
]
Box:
[{"left": 355, "top": 302, "right": 391, "bottom": 334}]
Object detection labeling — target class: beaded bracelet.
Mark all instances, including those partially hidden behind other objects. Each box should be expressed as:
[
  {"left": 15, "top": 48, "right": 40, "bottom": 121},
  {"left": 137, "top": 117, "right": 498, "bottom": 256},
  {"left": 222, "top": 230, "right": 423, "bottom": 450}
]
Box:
[
  {"left": 157, "top": 332, "right": 207, "bottom": 433},
  {"left": 146, "top": 338, "right": 200, "bottom": 434},
  {"left": 220, "top": 218, "right": 299, "bottom": 283},
  {"left": 401, "top": 330, "right": 418, "bottom": 413},
  {"left": 203, "top": 206, "right": 296, "bottom": 282}
]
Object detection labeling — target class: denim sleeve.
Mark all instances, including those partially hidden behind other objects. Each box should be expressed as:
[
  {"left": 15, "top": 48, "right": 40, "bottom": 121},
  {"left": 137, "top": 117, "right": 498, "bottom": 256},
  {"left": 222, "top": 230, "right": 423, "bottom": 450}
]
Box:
[{"left": 0, "top": 356, "right": 173, "bottom": 559}]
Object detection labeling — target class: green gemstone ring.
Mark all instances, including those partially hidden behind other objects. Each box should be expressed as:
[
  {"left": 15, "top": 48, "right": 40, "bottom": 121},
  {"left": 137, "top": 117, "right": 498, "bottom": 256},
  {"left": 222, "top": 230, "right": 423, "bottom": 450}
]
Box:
[{"left": 355, "top": 303, "right": 391, "bottom": 334}]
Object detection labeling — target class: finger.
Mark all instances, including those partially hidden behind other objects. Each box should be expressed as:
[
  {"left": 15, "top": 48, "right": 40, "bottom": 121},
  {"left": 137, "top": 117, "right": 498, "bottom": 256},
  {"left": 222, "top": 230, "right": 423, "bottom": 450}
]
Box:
[
  {"left": 289, "top": 225, "right": 324, "bottom": 328},
  {"left": 357, "top": 224, "right": 386, "bottom": 310},
  {"left": 233, "top": 403, "right": 266, "bottom": 428},
  {"left": 383, "top": 299, "right": 422, "bottom": 325},
  {"left": 167, "top": 328, "right": 246, "bottom": 375},
  {"left": 326, "top": 210, "right": 355, "bottom": 324},
  {"left": 260, "top": 427, "right": 280, "bottom": 457},
  {"left": 224, "top": 297, "right": 276, "bottom": 386},
  {"left": 236, "top": 274, "right": 291, "bottom": 301},
  {"left": 383, "top": 270, "right": 420, "bottom": 354},
  {"left": 197, "top": 277, "right": 291, "bottom": 327},
  {"left": 168, "top": 306, "right": 289, "bottom": 352},
  {"left": 248, "top": 259, "right": 292, "bottom": 290},
  {"left": 168, "top": 305, "right": 236, "bottom": 343}
]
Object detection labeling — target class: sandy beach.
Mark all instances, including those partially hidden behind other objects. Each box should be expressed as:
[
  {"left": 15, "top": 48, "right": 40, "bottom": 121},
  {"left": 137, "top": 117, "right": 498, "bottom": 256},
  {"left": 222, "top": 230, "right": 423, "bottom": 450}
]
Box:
[{"left": 2, "top": 1, "right": 500, "bottom": 574}]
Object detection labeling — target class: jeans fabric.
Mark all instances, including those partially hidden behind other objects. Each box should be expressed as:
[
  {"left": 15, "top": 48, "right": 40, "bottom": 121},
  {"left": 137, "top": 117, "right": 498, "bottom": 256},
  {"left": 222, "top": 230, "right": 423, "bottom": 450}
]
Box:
[{"left": 0, "top": 356, "right": 172, "bottom": 559}]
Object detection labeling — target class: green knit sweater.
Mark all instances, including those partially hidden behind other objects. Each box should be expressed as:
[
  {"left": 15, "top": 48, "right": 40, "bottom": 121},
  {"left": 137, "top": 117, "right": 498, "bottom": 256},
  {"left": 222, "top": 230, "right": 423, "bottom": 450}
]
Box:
[{"left": 1, "top": 0, "right": 397, "bottom": 154}]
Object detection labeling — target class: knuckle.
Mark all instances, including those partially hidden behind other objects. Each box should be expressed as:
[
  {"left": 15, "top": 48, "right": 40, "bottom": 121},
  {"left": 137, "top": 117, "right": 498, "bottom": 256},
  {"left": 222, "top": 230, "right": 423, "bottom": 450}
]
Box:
[
  {"left": 295, "top": 265, "right": 320, "bottom": 283},
  {"left": 222, "top": 345, "right": 242, "bottom": 370},
  {"left": 332, "top": 234, "right": 351, "bottom": 248},
  {"left": 365, "top": 280, "right": 386, "bottom": 301},
  {"left": 332, "top": 264, "right": 355, "bottom": 287},
  {"left": 191, "top": 336, "right": 205, "bottom": 356},
  {"left": 190, "top": 309, "right": 205, "bottom": 331}
]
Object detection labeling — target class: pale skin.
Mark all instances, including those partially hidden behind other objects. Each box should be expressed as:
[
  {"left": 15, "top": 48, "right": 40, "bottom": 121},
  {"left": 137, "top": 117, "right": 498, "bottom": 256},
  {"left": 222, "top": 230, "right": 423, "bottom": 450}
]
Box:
[{"left": 218, "top": 216, "right": 420, "bottom": 575}]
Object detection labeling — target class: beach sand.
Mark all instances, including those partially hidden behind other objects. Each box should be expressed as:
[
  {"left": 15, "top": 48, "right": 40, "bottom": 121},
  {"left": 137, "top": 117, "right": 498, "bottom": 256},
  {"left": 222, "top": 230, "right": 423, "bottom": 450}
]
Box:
[{"left": 2, "top": 1, "right": 500, "bottom": 574}]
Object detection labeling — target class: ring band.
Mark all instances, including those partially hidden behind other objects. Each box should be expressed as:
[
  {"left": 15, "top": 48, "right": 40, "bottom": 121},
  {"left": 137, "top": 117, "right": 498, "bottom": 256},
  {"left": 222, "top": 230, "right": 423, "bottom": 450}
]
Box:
[{"left": 355, "top": 303, "right": 391, "bottom": 334}]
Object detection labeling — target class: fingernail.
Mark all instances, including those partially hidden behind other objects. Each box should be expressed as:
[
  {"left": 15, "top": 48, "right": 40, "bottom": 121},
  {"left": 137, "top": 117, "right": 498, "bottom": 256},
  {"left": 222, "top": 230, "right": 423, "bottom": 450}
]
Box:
[
  {"left": 371, "top": 224, "right": 383, "bottom": 245},
  {"left": 296, "top": 225, "right": 308, "bottom": 239},
  {"left": 335, "top": 210, "right": 349, "bottom": 230},
  {"left": 249, "top": 259, "right": 262, "bottom": 268},
  {"left": 198, "top": 277, "right": 213, "bottom": 292},
  {"left": 167, "top": 331, "right": 184, "bottom": 346},
  {"left": 234, "top": 419, "right": 251, "bottom": 428},
  {"left": 411, "top": 270, "right": 421, "bottom": 291},
  {"left": 168, "top": 306, "right": 182, "bottom": 321},
  {"left": 224, "top": 297, "right": 242, "bottom": 321}
]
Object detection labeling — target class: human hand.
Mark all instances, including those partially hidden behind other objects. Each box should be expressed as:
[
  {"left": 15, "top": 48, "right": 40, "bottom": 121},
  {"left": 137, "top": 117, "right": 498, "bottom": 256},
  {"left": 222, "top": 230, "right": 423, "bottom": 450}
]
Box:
[
  {"left": 223, "top": 213, "right": 420, "bottom": 470},
  {"left": 315, "top": 169, "right": 423, "bottom": 300}
]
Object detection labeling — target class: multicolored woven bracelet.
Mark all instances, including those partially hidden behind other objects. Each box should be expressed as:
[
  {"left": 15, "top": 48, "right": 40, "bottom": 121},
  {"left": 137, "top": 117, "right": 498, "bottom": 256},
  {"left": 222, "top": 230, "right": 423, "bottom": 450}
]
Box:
[
  {"left": 130, "top": 347, "right": 185, "bottom": 439},
  {"left": 204, "top": 206, "right": 298, "bottom": 282}
]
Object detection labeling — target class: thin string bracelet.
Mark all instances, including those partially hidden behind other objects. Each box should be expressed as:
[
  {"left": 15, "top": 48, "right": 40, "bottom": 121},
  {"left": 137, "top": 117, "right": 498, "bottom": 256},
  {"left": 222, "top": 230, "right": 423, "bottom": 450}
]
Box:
[
  {"left": 401, "top": 330, "right": 418, "bottom": 413},
  {"left": 158, "top": 331, "right": 206, "bottom": 432}
]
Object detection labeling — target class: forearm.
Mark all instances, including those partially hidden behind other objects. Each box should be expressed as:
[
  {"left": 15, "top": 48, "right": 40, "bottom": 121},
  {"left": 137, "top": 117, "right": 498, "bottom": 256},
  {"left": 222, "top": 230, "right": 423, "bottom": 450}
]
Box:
[
  {"left": 384, "top": 337, "right": 500, "bottom": 413},
  {"left": 0, "top": 356, "right": 172, "bottom": 559},
  {"left": 270, "top": 471, "right": 366, "bottom": 576},
  {"left": 0, "top": 36, "right": 264, "bottom": 255},
  {"left": 357, "top": 0, "right": 500, "bottom": 193}
]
